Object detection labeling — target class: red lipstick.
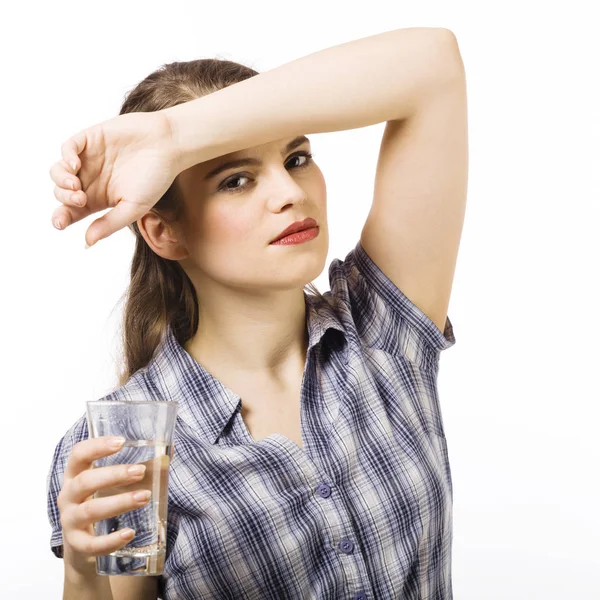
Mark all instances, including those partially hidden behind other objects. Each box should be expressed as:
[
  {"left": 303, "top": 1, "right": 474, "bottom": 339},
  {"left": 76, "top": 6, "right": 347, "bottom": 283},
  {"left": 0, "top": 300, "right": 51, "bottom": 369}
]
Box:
[{"left": 270, "top": 218, "right": 318, "bottom": 245}]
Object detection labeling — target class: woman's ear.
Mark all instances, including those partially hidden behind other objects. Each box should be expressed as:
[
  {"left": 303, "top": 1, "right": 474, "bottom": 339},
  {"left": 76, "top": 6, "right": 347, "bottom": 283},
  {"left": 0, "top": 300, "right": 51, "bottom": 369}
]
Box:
[{"left": 137, "top": 212, "right": 189, "bottom": 261}]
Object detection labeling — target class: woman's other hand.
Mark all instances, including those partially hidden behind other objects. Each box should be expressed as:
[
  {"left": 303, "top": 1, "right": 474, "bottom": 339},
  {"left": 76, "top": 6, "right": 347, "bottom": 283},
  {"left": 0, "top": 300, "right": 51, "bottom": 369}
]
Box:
[
  {"left": 49, "top": 111, "right": 180, "bottom": 248},
  {"left": 57, "top": 436, "right": 151, "bottom": 574}
]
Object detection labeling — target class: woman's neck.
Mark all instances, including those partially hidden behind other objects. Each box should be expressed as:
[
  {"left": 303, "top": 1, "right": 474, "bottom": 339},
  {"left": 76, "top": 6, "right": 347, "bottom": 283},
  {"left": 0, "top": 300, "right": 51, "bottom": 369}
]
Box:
[{"left": 184, "top": 288, "right": 309, "bottom": 378}]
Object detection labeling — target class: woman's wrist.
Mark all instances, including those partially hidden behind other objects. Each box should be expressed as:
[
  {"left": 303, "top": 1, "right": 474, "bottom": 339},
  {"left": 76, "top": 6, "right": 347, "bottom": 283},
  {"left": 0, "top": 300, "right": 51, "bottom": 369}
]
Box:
[
  {"left": 63, "top": 544, "right": 114, "bottom": 600},
  {"left": 160, "top": 108, "right": 196, "bottom": 176},
  {"left": 63, "top": 542, "right": 98, "bottom": 577},
  {"left": 163, "top": 97, "right": 220, "bottom": 173},
  {"left": 63, "top": 542, "right": 113, "bottom": 597}
]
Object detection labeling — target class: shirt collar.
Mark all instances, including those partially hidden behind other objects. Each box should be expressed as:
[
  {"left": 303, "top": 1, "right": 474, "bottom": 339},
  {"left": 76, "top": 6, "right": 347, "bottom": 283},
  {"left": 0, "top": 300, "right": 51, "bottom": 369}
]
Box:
[{"left": 144, "top": 292, "right": 346, "bottom": 444}]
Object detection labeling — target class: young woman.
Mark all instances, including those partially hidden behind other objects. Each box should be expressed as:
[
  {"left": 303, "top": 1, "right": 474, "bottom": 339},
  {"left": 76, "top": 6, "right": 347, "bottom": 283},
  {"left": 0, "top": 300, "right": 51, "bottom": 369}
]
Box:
[{"left": 47, "top": 27, "right": 468, "bottom": 600}]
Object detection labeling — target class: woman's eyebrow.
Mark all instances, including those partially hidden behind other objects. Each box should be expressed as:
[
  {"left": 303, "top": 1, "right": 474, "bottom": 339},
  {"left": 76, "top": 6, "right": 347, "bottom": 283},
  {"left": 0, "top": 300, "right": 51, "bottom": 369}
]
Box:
[{"left": 203, "top": 135, "right": 310, "bottom": 181}]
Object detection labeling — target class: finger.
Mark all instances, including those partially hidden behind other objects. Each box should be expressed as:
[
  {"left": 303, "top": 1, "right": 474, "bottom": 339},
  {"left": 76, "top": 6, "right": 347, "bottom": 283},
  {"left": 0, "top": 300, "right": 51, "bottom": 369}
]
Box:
[
  {"left": 51, "top": 202, "right": 90, "bottom": 231},
  {"left": 68, "top": 462, "right": 147, "bottom": 505},
  {"left": 71, "top": 488, "right": 152, "bottom": 529},
  {"left": 85, "top": 200, "right": 143, "bottom": 248},
  {"left": 64, "top": 437, "right": 126, "bottom": 481},
  {"left": 49, "top": 160, "right": 81, "bottom": 192},
  {"left": 61, "top": 129, "right": 89, "bottom": 173},
  {"left": 53, "top": 184, "right": 87, "bottom": 209},
  {"left": 65, "top": 527, "right": 137, "bottom": 557}
]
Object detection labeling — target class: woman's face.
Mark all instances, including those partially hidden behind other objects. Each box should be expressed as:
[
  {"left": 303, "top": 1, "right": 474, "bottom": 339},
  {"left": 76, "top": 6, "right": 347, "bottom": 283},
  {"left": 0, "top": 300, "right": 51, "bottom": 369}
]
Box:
[{"left": 174, "top": 135, "right": 329, "bottom": 293}]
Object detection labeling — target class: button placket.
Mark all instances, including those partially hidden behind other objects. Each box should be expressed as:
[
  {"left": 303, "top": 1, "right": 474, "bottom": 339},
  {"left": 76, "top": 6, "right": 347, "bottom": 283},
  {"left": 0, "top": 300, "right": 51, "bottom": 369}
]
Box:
[{"left": 290, "top": 447, "right": 369, "bottom": 598}]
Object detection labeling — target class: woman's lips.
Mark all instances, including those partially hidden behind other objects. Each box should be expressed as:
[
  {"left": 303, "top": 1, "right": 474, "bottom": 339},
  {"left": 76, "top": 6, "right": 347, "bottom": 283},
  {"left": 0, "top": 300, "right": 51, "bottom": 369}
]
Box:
[
  {"left": 270, "top": 227, "right": 319, "bottom": 245},
  {"left": 271, "top": 217, "right": 318, "bottom": 243}
]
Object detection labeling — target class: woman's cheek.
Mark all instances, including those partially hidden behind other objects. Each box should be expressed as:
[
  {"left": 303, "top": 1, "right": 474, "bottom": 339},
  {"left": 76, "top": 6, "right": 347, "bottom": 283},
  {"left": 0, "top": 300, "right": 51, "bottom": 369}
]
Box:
[{"left": 212, "top": 205, "right": 255, "bottom": 242}]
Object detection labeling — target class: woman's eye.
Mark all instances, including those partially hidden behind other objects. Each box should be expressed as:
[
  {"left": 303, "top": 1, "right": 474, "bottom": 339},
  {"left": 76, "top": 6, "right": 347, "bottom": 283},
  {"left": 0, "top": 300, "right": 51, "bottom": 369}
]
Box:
[
  {"left": 221, "top": 175, "right": 249, "bottom": 191},
  {"left": 219, "top": 151, "right": 313, "bottom": 193}
]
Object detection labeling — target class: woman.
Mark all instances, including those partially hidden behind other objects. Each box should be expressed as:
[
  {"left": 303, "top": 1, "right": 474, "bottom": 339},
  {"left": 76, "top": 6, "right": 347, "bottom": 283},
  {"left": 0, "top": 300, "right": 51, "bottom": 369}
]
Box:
[{"left": 47, "top": 26, "right": 468, "bottom": 600}]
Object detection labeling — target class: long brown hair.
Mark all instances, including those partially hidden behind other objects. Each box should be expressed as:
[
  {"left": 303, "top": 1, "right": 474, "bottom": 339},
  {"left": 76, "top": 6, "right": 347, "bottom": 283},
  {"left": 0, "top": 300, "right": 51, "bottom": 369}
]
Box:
[{"left": 113, "top": 58, "right": 324, "bottom": 387}]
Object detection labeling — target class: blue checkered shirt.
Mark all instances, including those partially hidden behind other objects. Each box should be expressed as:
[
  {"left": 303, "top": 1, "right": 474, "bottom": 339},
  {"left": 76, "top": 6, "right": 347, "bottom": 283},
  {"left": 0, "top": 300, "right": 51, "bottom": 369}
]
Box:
[{"left": 47, "top": 240, "right": 456, "bottom": 599}]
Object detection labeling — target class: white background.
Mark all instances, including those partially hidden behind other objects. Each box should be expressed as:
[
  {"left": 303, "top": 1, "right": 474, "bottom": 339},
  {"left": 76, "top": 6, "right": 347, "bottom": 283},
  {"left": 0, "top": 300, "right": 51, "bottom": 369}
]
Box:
[{"left": 1, "top": 0, "right": 598, "bottom": 597}]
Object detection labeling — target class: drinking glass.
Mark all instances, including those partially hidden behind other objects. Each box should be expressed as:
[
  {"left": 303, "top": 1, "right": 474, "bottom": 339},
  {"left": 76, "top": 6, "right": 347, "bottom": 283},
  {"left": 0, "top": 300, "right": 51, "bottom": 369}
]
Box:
[{"left": 86, "top": 400, "right": 178, "bottom": 576}]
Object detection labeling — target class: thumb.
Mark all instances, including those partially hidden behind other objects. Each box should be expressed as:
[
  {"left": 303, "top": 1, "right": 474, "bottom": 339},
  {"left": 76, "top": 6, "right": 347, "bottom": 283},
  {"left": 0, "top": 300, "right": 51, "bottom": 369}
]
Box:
[{"left": 84, "top": 200, "right": 143, "bottom": 248}]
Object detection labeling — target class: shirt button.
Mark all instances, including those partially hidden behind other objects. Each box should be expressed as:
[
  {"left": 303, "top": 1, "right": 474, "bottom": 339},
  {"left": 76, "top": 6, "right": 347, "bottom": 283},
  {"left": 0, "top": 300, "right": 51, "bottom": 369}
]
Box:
[
  {"left": 338, "top": 539, "right": 354, "bottom": 554},
  {"left": 354, "top": 593, "right": 367, "bottom": 600},
  {"left": 316, "top": 483, "right": 331, "bottom": 498}
]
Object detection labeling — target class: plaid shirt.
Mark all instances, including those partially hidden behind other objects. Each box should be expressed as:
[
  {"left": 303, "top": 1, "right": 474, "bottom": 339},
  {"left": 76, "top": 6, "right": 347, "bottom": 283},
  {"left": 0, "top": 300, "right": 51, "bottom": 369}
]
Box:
[{"left": 47, "top": 240, "right": 456, "bottom": 600}]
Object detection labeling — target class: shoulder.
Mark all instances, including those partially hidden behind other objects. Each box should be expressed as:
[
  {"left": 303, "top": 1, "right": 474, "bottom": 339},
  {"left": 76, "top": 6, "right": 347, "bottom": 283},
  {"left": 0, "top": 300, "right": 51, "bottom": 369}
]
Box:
[{"left": 326, "top": 240, "right": 455, "bottom": 371}]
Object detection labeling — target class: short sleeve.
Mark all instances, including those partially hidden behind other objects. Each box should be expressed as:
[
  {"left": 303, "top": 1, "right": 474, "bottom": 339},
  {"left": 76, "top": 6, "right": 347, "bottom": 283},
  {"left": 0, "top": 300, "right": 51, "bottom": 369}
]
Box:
[
  {"left": 331, "top": 240, "right": 456, "bottom": 370},
  {"left": 46, "top": 414, "right": 89, "bottom": 558}
]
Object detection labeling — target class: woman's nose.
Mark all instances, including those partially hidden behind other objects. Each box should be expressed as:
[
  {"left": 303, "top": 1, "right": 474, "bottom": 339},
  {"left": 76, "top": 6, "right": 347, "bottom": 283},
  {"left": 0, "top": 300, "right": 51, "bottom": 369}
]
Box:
[{"left": 266, "top": 185, "right": 307, "bottom": 212}]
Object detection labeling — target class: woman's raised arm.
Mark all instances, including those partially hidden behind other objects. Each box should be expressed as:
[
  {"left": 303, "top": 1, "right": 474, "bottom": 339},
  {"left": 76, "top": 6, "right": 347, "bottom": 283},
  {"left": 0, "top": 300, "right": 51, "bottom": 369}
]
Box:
[{"left": 165, "top": 27, "right": 461, "bottom": 172}]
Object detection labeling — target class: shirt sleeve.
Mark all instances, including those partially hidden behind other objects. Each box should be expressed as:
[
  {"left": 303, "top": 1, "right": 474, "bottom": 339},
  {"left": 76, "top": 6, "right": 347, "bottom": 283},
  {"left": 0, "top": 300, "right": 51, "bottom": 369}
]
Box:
[
  {"left": 46, "top": 413, "right": 89, "bottom": 558},
  {"left": 329, "top": 239, "right": 456, "bottom": 371}
]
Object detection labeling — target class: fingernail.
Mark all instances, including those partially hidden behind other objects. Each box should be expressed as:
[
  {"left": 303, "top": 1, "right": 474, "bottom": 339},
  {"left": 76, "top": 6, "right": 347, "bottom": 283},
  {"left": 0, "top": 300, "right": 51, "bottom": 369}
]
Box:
[
  {"left": 54, "top": 219, "right": 62, "bottom": 230},
  {"left": 109, "top": 437, "right": 125, "bottom": 449},
  {"left": 133, "top": 490, "right": 152, "bottom": 502},
  {"left": 128, "top": 464, "right": 146, "bottom": 476},
  {"left": 120, "top": 528, "right": 135, "bottom": 540},
  {"left": 70, "top": 160, "right": 78, "bottom": 171}
]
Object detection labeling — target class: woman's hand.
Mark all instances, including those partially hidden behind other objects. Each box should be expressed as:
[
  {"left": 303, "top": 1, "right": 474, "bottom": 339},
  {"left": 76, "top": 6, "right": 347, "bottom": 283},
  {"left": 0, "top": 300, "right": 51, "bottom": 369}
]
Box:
[
  {"left": 49, "top": 111, "right": 181, "bottom": 248},
  {"left": 57, "top": 436, "right": 152, "bottom": 574}
]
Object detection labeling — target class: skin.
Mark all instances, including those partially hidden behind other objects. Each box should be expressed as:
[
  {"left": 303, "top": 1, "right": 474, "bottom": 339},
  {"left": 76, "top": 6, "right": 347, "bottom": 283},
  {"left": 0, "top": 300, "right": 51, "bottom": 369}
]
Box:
[{"left": 136, "top": 134, "right": 329, "bottom": 386}]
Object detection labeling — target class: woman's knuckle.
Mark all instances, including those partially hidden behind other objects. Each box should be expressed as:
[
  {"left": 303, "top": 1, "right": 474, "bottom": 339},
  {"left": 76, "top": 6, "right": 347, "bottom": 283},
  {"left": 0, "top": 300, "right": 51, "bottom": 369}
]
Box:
[
  {"left": 59, "top": 510, "right": 69, "bottom": 530},
  {"left": 81, "top": 538, "right": 96, "bottom": 555},
  {"left": 56, "top": 498, "right": 64, "bottom": 514},
  {"left": 81, "top": 502, "right": 97, "bottom": 525},
  {"left": 55, "top": 192, "right": 67, "bottom": 206},
  {"left": 70, "top": 476, "right": 86, "bottom": 499},
  {"left": 71, "top": 441, "right": 84, "bottom": 461},
  {"left": 60, "top": 210, "right": 73, "bottom": 227},
  {"left": 63, "top": 531, "right": 76, "bottom": 549},
  {"left": 83, "top": 471, "right": 97, "bottom": 494},
  {"left": 57, "top": 487, "right": 67, "bottom": 506},
  {"left": 59, "top": 479, "right": 74, "bottom": 502}
]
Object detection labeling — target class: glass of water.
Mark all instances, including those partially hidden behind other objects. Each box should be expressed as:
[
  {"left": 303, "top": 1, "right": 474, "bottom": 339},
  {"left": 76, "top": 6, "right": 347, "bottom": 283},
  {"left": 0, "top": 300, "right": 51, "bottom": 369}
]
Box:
[{"left": 86, "top": 400, "right": 178, "bottom": 576}]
